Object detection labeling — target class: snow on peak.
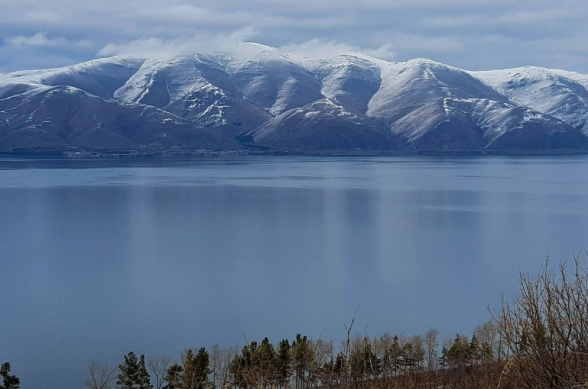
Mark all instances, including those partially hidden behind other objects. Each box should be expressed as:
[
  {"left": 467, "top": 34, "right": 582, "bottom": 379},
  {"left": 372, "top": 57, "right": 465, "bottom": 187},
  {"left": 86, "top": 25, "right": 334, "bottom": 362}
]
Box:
[
  {"left": 472, "top": 66, "right": 588, "bottom": 90},
  {"left": 2, "top": 57, "right": 143, "bottom": 85},
  {"left": 404, "top": 58, "right": 442, "bottom": 67},
  {"left": 470, "top": 66, "right": 588, "bottom": 130},
  {"left": 221, "top": 42, "right": 298, "bottom": 75}
]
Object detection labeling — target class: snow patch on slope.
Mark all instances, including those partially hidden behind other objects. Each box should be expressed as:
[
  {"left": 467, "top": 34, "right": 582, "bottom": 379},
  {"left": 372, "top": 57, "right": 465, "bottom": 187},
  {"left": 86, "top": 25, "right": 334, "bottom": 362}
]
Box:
[{"left": 471, "top": 67, "right": 588, "bottom": 131}]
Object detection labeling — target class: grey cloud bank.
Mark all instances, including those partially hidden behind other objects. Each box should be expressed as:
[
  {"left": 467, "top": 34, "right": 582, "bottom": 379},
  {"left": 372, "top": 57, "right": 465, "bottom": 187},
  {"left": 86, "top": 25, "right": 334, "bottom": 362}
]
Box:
[{"left": 1, "top": 0, "right": 588, "bottom": 73}]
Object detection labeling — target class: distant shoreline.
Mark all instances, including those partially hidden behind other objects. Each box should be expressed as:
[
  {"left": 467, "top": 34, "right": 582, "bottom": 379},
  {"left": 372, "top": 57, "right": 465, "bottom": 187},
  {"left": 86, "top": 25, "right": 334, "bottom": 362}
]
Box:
[{"left": 3, "top": 148, "right": 588, "bottom": 159}]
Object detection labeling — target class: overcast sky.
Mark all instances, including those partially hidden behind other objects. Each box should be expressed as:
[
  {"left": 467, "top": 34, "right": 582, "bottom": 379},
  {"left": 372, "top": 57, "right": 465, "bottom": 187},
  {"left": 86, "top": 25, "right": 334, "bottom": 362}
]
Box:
[{"left": 1, "top": 0, "right": 588, "bottom": 73}]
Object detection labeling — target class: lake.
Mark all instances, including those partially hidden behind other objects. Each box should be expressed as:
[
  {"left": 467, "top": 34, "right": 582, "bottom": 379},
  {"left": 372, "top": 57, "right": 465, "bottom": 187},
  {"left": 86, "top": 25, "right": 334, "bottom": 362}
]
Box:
[{"left": 1, "top": 155, "right": 588, "bottom": 388}]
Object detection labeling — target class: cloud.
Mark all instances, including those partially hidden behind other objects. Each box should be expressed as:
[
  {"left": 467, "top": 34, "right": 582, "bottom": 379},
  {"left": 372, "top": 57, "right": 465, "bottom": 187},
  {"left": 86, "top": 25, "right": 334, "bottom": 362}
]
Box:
[
  {"left": 1, "top": 0, "right": 588, "bottom": 73},
  {"left": 497, "top": 9, "right": 578, "bottom": 24},
  {"left": 422, "top": 15, "right": 486, "bottom": 29},
  {"left": 424, "top": 8, "right": 580, "bottom": 29},
  {"left": 277, "top": 34, "right": 462, "bottom": 66},
  {"left": 6, "top": 32, "right": 66, "bottom": 47},
  {"left": 5, "top": 32, "right": 92, "bottom": 48},
  {"left": 134, "top": 5, "right": 254, "bottom": 27},
  {"left": 387, "top": 34, "right": 463, "bottom": 53},
  {"left": 97, "top": 27, "right": 259, "bottom": 57},
  {"left": 21, "top": 10, "right": 64, "bottom": 24},
  {"left": 278, "top": 40, "right": 395, "bottom": 61}
]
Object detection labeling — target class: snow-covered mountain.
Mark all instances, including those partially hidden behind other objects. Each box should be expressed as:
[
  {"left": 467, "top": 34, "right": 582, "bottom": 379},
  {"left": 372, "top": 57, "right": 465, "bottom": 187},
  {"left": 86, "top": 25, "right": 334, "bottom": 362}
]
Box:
[
  {"left": 471, "top": 67, "right": 588, "bottom": 134},
  {"left": 1, "top": 43, "right": 587, "bottom": 154}
]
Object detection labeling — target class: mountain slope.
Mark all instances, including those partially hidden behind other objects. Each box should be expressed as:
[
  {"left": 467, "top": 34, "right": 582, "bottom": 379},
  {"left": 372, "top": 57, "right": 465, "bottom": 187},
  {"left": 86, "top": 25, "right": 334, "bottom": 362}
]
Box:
[
  {"left": 471, "top": 67, "right": 588, "bottom": 134},
  {"left": 245, "top": 98, "right": 406, "bottom": 152},
  {"left": 1, "top": 57, "right": 143, "bottom": 99},
  {"left": 223, "top": 43, "right": 323, "bottom": 115},
  {"left": 305, "top": 54, "right": 384, "bottom": 115},
  {"left": 0, "top": 84, "right": 242, "bottom": 152},
  {"left": 364, "top": 59, "right": 585, "bottom": 151},
  {"left": 114, "top": 53, "right": 271, "bottom": 136}
]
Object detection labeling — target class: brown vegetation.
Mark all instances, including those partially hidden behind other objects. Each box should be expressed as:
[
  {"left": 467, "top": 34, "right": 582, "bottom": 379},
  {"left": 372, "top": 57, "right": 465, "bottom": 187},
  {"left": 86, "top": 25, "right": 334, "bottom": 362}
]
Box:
[
  {"left": 495, "top": 257, "right": 588, "bottom": 389},
  {"left": 80, "top": 256, "right": 588, "bottom": 389}
]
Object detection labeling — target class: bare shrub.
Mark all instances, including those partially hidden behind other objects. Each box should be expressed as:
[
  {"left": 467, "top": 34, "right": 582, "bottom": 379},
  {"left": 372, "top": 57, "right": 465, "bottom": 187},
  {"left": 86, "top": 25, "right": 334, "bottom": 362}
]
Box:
[{"left": 497, "top": 256, "right": 588, "bottom": 388}]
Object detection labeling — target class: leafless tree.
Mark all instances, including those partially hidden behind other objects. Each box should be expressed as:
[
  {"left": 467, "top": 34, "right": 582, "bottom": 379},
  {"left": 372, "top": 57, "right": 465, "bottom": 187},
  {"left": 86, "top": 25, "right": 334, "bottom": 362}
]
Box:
[
  {"left": 343, "top": 307, "right": 358, "bottom": 384},
  {"left": 311, "top": 339, "right": 333, "bottom": 388},
  {"left": 218, "top": 346, "right": 237, "bottom": 389},
  {"left": 496, "top": 256, "right": 588, "bottom": 388},
  {"left": 84, "top": 362, "right": 117, "bottom": 389},
  {"left": 424, "top": 329, "right": 439, "bottom": 371},
  {"left": 211, "top": 345, "right": 221, "bottom": 389},
  {"left": 148, "top": 357, "right": 171, "bottom": 389},
  {"left": 474, "top": 320, "right": 505, "bottom": 361}
]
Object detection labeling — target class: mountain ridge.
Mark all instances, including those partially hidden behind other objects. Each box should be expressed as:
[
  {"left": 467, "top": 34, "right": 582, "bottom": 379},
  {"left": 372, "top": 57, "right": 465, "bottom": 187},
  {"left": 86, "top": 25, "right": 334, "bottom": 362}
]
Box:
[{"left": 1, "top": 43, "right": 587, "bottom": 155}]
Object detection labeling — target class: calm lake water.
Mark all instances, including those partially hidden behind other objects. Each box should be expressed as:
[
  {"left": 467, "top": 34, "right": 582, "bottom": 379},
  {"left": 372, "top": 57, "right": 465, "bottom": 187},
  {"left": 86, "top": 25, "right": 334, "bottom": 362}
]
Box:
[{"left": 1, "top": 155, "right": 588, "bottom": 388}]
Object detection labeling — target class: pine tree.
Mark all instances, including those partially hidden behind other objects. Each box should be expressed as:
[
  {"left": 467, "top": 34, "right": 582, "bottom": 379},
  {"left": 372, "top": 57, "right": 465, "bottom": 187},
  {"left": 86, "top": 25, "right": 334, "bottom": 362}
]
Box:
[
  {"left": 439, "top": 345, "right": 449, "bottom": 368},
  {"left": 480, "top": 341, "right": 494, "bottom": 361},
  {"left": 275, "top": 339, "right": 292, "bottom": 388},
  {"left": 118, "top": 352, "right": 140, "bottom": 389},
  {"left": 117, "top": 352, "right": 152, "bottom": 389},
  {"left": 469, "top": 335, "right": 481, "bottom": 364},
  {"left": 291, "top": 334, "right": 312, "bottom": 388},
  {"left": 0, "top": 363, "right": 20, "bottom": 389},
  {"left": 229, "top": 344, "right": 256, "bottom": 389},
  {"left": 138, "top": 355, "right": 152, "bottom": 389},
  {"left": 443, "top": 335, "right": 471, "bottom": 368},
  {"left": 350, "top": 338, "right": 378, "bottom": 383},
  {"left": 389, "top": 336, "right": 402, "bottom": 375},
  {"left": 162, "top": 364, "right": 183, "bottom": 389},
  {"left": 228, "top": 353, "right": 245, "bottom": 389},
  {"left": 258, "top": 338, "right": 276, "bottom": 387},
  {"left": 182, "top": 347, "right": 211, "bottom": 389}
]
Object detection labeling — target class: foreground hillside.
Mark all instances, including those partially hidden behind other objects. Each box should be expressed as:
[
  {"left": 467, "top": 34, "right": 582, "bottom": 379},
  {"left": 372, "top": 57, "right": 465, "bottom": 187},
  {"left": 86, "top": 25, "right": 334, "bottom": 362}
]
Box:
[{"left": 1, "top": 43, "right": 588, "bottom": 155}]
